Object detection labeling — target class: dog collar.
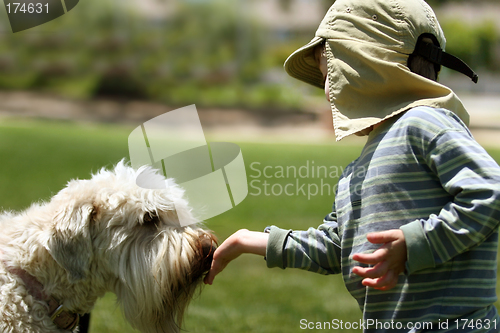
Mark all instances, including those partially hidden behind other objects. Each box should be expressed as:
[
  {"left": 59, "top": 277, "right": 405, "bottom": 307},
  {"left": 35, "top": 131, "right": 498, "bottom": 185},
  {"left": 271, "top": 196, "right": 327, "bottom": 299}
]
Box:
[{"left": 0, "top": 253, "right": 80, "bottom": 331}]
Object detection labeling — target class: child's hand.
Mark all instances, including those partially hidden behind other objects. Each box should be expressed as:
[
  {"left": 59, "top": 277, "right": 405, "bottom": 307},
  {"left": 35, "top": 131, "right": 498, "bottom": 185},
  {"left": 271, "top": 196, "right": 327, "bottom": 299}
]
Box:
[
  {"left": 204, "top": 229, "right": 268, "bottom": 285},
  {"left": 352, "top": 229, "right": 407, "bottom": 291}
]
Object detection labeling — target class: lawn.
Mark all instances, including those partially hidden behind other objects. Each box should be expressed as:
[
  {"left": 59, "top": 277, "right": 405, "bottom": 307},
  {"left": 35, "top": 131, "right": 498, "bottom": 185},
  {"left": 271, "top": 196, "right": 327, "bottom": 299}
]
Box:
[{"left": 1, "top": 117, "right": 499, "bottom": 333}]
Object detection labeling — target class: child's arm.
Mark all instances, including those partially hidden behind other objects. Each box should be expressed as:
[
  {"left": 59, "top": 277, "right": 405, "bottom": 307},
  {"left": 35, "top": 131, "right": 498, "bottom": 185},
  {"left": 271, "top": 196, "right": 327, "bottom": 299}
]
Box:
[
  {"left": 205, "top": 211, "right": 342, "bottom": 284},
  {"left": 399, "top": 126, "right": 500, "bottom": 275},
  {"left": 265, "top": 212, "right": 342, "bottom": 274}
]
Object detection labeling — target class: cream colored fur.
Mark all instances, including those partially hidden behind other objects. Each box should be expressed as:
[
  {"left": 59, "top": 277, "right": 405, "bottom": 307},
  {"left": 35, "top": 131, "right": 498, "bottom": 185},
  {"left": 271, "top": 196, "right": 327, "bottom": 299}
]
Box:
[{"left": 0, "top": 161, "right": 215, "bottom": 333}]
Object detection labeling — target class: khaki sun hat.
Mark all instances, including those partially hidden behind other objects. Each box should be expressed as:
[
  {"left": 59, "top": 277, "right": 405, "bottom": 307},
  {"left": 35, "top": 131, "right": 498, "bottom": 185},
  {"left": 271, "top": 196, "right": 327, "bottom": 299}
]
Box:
[
  {"left": 284, "top": 0, "right": 477, "bottom": 89},
  {"left": 283, "top": 36, "right": 325, "bottom": 89},
  {"left": 283, "top": 0, "right": 475, "bottom": 141}
]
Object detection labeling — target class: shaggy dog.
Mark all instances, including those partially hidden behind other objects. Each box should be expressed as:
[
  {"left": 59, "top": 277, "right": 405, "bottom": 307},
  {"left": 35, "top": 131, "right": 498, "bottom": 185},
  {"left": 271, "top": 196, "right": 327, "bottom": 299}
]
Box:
[{"left": 0, "top": 161, "right": 216, "bottom": 333}]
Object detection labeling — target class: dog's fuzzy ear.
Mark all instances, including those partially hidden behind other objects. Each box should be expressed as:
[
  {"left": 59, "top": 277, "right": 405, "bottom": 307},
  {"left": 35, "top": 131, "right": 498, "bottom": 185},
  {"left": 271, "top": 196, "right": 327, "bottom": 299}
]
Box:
[{"left": 45, "top": 203, "right": 95, "bottom": 283}]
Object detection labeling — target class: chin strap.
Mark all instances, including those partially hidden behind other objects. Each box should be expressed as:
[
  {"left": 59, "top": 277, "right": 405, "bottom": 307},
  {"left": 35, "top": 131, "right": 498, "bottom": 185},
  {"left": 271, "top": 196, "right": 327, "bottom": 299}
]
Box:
[{"left": 413, "top": 37, "right": 479, "bottom": 84}]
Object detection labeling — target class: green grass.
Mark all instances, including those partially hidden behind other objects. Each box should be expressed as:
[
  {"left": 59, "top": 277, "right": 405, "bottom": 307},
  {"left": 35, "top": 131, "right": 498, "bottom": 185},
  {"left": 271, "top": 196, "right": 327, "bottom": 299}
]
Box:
[{"left": 1, "top": 117, "right": 499, "bottom": 333}]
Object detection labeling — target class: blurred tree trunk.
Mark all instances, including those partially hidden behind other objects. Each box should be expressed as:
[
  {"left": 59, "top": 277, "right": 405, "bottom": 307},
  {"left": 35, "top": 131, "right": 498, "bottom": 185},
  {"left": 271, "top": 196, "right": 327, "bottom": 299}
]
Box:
[
  {"left": 279, "top": 0, "right": 292, "bottom": 12},
  {"left": 321, "top": 0, "right": 333, "bottom": 12}
]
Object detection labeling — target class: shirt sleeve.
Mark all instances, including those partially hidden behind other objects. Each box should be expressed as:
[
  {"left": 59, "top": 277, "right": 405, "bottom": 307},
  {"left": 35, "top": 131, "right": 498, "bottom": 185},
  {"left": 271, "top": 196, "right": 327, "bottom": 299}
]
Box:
[
  {"left": 265, "top": 210, "right": 342, "bottom": 275},
  {"left": 400, "top": 127, "right": 500, "bottom": 275}
]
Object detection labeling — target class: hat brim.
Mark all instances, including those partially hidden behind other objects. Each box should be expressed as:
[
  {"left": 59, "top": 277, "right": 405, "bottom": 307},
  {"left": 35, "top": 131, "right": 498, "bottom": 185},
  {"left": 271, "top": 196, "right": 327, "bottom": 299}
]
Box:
[{"left": 284, "top": 36, "right": 325, "bottom": 89}]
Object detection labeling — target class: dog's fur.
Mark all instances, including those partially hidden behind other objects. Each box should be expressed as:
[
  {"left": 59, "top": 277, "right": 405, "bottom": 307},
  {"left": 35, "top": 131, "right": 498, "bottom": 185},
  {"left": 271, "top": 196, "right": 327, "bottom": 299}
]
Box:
[{"left": 0, "top": 161, "right": 216, "bottom": 333}]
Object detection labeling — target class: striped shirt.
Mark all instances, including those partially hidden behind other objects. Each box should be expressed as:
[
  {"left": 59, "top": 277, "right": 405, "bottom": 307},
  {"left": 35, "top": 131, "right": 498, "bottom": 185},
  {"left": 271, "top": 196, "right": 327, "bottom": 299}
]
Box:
[{"left": 266, "top": 106, "right": 500, "bottom": 332}]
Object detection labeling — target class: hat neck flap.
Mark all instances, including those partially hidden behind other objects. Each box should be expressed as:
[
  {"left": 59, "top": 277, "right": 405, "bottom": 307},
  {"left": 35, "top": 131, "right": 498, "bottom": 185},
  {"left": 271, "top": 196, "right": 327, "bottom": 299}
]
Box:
[{"left": 318, "top": 0, "right": 470, "bottom": 141}]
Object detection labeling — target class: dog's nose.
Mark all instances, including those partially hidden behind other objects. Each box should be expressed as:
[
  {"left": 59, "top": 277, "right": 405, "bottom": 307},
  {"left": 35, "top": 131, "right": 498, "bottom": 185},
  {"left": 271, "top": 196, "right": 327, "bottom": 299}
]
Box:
[
  {"left": 191, "top": 235, "right": 217, "bottom": 280},
  {"left": 198, "top": 237, "right": 216, "bottom": 276},
  {"left": 201, "top": 238, "right": 216, "bottom": 261}
]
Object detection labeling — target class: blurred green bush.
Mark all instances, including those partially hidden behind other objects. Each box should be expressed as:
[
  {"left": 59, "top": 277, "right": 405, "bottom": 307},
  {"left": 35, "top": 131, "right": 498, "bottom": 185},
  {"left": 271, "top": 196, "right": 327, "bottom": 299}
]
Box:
[
  {"left": 0, "top": 0, "right": 303, "bottom": 110},
  {"left": 0, "top": 0, "right": 498, "bottom": 109},
  {"left": 441, "top": 19, "right": 499, "bottom": 71}
]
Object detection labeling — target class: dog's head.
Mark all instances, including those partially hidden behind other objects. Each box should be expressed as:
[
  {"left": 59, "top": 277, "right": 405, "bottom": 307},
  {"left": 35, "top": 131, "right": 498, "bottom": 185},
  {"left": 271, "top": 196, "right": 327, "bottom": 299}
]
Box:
[{"left": 44, "top": 161, "right": 216, "bottom": 333}]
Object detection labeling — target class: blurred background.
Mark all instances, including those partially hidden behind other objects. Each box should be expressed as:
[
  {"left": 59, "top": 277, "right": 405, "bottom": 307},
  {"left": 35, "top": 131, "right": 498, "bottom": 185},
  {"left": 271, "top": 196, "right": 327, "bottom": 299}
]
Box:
[
  {"left": 0, "top": 0, "right": 498, "bottom": 133},
  {"left": 0, "top": 0, "right": 499, "bottom": 332}
]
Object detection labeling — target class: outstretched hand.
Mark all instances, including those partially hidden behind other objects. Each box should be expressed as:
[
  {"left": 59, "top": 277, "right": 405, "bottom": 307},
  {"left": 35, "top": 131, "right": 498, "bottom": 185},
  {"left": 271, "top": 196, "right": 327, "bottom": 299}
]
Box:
[
  {"left": 204, "top": 229, "right": 268, "bottom": 285},
  {"left": 352, "top": 229, "right": 407, "bottom": 291}
]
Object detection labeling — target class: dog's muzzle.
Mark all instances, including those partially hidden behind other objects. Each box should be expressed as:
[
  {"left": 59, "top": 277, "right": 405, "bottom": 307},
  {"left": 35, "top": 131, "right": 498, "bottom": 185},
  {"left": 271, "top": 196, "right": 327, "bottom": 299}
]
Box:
[
  {"left": 200, "top": 237, "right": 216, "bottom": 270},
  {"left": 193, "top": 236, "right": 216, "bottom": 279}
]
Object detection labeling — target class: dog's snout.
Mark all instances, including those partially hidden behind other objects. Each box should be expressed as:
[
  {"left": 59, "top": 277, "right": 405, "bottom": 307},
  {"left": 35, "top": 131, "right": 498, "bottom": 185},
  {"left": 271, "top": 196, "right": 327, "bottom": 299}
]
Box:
[
  {"left": 189, "top": 234, "right": 217, "bottom": 280},
  {"left": 201, "top": 238, "right": 217, "bottom": 261},
  {"left": 197, "top": 237, "right": 216, "bottom": 276}
]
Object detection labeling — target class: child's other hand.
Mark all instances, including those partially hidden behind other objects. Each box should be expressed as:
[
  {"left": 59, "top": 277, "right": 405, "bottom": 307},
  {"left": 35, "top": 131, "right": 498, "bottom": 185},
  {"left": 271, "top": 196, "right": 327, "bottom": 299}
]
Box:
[{"left": 352, "top": 229, "right": 407, "bottom": 291}]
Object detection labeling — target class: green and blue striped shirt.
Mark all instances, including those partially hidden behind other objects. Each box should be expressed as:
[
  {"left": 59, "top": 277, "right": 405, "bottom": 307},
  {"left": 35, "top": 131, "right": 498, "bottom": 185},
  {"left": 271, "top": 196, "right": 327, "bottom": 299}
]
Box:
[{"left": 266, "top": 106, "right": 500, "bottom": 332}]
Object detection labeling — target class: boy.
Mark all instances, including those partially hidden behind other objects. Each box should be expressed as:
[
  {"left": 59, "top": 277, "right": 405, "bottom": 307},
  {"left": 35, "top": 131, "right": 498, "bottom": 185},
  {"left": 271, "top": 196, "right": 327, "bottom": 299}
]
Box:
[{"left": 205, "top": 0, "right": 500, "bottom": 331}]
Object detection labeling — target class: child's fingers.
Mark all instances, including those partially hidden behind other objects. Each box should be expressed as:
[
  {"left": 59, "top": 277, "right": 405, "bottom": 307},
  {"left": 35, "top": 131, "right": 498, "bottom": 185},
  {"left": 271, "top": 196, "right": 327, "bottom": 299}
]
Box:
[
  {"left": 366, "top": 230, "right": 401, "bottom": 244},
  {"left": 352, "top": 261, "right": 388, "bottom": 279},
  {"left": 203, "top": 268, "right": 215, "bottom": 285},
  {"left": 204, "top": 259, "right": 223, "bottom": 285},
  {"left": 353, "top": 247, "right": 389, "bottom": 264},
  {"left": 203, "top": 245, "right": 234, "bottom": 285},
  {"left": 361, "top": 269, "right": 398, "bottom": 290}
]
